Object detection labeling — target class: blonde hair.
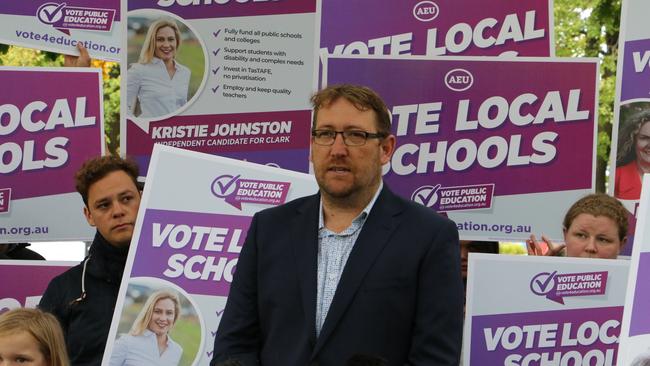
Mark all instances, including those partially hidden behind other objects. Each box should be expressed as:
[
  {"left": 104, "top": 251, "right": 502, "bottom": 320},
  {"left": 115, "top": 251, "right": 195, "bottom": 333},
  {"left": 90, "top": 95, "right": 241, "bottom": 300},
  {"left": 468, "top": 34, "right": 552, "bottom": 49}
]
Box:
[
  {"left": 129, "top": 290, "right": 181, "bottom": 336},
  {"left": 138, "top": 18, "right": 181, "bottom": 64},
  {"left": 0, "top": 308, "right": 69, "bottom": 366}
]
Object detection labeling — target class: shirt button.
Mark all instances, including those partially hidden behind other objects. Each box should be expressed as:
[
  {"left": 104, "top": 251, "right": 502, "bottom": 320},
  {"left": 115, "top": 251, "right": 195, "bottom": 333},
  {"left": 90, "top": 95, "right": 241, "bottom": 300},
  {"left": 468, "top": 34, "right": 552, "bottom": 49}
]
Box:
[{"left": 328, "top": 274, "right": 336, "bottom": 280}]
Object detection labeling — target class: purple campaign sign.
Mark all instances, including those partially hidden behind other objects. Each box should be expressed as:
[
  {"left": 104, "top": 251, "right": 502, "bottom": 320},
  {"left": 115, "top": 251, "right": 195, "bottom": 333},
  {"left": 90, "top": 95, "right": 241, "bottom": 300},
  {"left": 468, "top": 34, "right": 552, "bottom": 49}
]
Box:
[
  {"left": 321, "top": 0, "right": 552, "bottom": 57},
  {"left": 1, "top": 0, "right": 121, "bottom": 21},
  {"left": 327, "top": 57, "right": 596, "bottom": 206},
  {"left": 132, "top": 209, "right": 252, "bottom": 297},
  {"left": 46, "top": 6, "right": 116, "bottom": 33},
  {"left": 629, "top": 252, "right": 650, "bottom": 336},
  {"left": 128, "top": 0, "right": 316, "bottom": 20},
  {"left": 412, "top": 183, "right": 494, "bottom": 212},
  {"left": 0, "top": 263, "right": 72, "bottom": 312},
  {"left": 620, "top": 39, "right": 650, "bottom": 101},
  {"left": 470, "top": 306, "right": 622, "bottom": 365},
  {"left": 211, "top": 175, "right": 291, "bottom": 209},
  {"left": 126, "top": 110, "right": 311, "bottom": 174},
  {"left": 0, "top": 69, "right": 103, "bottom": 201},
  {"left": 529, "top": 270, "right": 608, "bottom": 305}
]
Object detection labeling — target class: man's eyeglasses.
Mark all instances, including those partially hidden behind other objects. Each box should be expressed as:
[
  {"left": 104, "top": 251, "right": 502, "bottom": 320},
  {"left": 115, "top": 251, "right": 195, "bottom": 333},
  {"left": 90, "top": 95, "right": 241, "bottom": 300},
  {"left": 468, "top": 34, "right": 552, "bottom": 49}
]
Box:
[{"left": 311, "top": 130, "right": 387, "bottom": 146}]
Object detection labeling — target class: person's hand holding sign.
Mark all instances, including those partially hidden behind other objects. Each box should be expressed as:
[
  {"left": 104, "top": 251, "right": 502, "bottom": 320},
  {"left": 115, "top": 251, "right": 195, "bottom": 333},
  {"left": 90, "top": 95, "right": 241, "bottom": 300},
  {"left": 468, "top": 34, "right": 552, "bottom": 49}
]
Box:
[
  {"left": 64, "top": 43, "right": 91, "bottom": 67},
  {"left": 526, "top": 234, "right": 566, "bottom": 256}
]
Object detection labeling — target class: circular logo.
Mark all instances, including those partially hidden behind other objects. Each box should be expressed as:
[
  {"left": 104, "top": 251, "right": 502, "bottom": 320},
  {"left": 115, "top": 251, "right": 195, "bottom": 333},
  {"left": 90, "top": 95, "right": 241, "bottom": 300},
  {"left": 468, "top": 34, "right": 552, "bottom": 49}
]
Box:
[
  {"left": 530, "top": 272, "right": 556, "bottom": 296},
  {"left": 413, "top": 1, "right": 440, "bottom": 22},
  {"left": 37, "top": 3, "right": 65, "bottom": 25},
  {"left": 211, "top": 174, "right": 239, "bottom": 198},
  {"left": 411, "top": 185, "right": 440, "bottom": 208},
  {"left": 444, "top": 68, "right": 474, "bottom": 92}
]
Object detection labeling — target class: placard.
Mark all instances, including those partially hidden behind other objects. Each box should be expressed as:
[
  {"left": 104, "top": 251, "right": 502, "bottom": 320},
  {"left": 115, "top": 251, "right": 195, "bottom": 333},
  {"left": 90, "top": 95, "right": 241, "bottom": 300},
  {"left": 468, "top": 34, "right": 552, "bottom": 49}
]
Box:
[
  {"left": 0, "top": 67, "right": 104, "bottom": 242},
  {"left": 122, "top": 0, "right": 320, "bottom": 174},
  {"left": 608, "top": 0, "right": 650, "bottom": 256},
  {"left": 325, "top": 55, "right": 598, "bottom": 241},
  {"left": 321, "top": 0, "right": 554, "bottom": 57},
  {"left": 0, "top": 1, "right": 121, "bottom": 61},
  {"left": 464, "top": 254, "right": 628, "bottom": 366},
  {"left": 102, "top": 145, "right": 318, "bottom": 365},
  {"left": 617, "top": 174, "right": 650, "bottom": 365},
  {"left": 0, "top": 260, "right": 75, "bottom": 313}
]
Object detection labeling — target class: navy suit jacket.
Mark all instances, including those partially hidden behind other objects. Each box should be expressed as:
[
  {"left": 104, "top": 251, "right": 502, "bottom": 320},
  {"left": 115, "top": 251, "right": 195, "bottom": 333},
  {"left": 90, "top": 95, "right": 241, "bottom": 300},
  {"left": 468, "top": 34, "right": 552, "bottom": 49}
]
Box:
[{"left": 211, "top": 185, "right": 464, "bottom": 366}]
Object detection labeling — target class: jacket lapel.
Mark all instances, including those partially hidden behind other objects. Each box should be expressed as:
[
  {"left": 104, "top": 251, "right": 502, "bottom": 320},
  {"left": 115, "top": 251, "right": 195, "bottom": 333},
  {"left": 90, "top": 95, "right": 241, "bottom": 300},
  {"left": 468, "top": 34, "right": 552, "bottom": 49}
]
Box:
[
  {"left": 311, "top": 187, "right": 404, "bottom": 356},
  {"left": 291, "top": 194, "right": 320, "bottom": 346}
]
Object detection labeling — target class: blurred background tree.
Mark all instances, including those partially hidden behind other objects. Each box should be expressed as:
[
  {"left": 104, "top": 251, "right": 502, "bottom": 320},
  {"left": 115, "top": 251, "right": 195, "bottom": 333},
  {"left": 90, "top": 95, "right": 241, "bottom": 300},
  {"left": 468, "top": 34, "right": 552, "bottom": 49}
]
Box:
[
  {"left": 0, "top": 45, "right": 121, "bottom": 156},
  {"left": 555, "top": 0, "right": 621, "bottom": 192}
]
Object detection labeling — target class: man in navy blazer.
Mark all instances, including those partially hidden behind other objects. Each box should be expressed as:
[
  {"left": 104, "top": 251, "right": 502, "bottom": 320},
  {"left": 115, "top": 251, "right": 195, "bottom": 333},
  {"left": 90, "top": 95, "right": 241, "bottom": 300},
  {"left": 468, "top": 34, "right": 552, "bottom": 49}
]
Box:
[{"left": 211, "top": 84, "right": 464, "bottom": 366}]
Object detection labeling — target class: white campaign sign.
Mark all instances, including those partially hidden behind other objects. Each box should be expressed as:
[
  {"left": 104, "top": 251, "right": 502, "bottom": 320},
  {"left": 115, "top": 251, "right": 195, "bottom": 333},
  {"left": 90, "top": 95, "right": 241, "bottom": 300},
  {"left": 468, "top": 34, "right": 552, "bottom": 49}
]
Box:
[
  {"left": 103, "top": 145, "right": 318, "bottom": 365},
  {"left": 464, "top": 254, "right": 628, "bottom": 366},
  {"left": 617, "top": 174, "right": 650, "bottom": 365}
]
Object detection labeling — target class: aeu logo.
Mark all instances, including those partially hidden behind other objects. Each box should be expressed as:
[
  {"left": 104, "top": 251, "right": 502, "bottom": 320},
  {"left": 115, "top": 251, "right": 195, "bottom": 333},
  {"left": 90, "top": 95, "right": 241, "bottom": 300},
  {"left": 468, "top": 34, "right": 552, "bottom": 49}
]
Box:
[
  {"left": 413, "top": 1, "right": 439, "bottom": 22},
  {"left": 444, "top": 69, "right": 474, "bottom": 91}
]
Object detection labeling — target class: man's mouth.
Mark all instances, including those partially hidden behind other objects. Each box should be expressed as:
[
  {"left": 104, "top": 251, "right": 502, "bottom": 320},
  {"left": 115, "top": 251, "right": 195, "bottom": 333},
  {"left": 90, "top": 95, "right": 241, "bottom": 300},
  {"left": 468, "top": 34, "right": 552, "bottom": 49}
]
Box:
[
  {"left": 328, "top": 166, "right": 350, "bottom": 173},
  {"left": 112, "top": 223, "right": 132, "bottom": 231}
]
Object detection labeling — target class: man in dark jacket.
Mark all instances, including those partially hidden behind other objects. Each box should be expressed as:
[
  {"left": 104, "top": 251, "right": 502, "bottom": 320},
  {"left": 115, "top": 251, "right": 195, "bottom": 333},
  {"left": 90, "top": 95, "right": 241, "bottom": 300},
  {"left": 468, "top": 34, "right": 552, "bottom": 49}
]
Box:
[{"left": 39, "top": 156, "right": 141, "bottom": 365}]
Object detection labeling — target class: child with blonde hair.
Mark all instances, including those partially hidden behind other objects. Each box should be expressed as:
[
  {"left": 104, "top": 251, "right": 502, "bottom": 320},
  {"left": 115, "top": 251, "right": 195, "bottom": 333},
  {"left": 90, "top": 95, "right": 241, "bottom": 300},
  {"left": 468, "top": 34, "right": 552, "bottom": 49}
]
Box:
[{"left": 0, "top": 308, "right": 69, "bottom": 366}]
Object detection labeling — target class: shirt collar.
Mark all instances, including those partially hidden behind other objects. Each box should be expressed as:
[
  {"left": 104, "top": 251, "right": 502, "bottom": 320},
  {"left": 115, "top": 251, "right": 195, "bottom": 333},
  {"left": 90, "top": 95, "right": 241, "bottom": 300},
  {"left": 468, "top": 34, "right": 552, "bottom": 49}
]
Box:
[
  {"left": 318, "top": 181, "right": 383, "bottom": 230},
  {"left": 151, "top": 57, "right": 177, "bottom": 70},
  {"left": 142, "top": 329, "right": 171, "bottom": 345}
]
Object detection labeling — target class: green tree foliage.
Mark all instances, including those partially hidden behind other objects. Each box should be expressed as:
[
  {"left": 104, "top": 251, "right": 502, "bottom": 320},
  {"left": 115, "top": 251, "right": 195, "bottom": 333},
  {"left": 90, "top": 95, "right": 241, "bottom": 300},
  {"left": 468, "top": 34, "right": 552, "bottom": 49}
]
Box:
[
  {"left": 0, "top": 46, "right": 60, "bottom": 66},
  {"left": 102, "top": 63, "right": 121, "bottom": 155},
  {"left": 554, "top": 0, "right": 621, "bottom": 192},
  {"left": 499, "top": 242, "right": 528, "bottom": 255}
]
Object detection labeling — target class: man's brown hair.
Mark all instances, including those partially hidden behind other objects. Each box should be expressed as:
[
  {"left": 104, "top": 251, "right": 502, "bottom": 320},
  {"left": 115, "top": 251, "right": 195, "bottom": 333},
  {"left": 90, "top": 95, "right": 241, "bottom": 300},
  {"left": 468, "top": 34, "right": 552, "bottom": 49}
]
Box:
[
  {"left": 562, "top": 193, "right": 628, "bottom": 242},
  {"left": 310, "top": 84, "right": 392, "bottom": 135},
  {"left": 75, "top": 155, "right": 140, "bottom": 206}
]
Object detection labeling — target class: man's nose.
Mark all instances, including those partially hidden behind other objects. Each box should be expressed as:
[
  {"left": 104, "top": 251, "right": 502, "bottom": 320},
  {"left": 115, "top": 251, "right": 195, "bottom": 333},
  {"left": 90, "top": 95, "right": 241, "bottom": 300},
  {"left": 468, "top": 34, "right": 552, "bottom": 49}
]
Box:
[
  {"left": 111, "top": 201, "right": 126, "bottom": 217},
  {"left": 330, "top": 133, "right": 348, "bottom": 155}
]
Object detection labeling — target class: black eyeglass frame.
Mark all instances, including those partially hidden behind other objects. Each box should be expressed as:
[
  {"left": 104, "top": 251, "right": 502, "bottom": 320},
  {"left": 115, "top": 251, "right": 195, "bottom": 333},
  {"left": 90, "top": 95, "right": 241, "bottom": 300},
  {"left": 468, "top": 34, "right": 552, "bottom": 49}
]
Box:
[{"left": 311, "top": 129, "right": 387, "bottom": 146}]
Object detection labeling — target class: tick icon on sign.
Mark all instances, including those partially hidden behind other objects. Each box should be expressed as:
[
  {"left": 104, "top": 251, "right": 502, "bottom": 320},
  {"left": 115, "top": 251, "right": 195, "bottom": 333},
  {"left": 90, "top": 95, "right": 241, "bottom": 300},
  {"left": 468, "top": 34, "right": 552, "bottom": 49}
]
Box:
[
  {"left": 411, "top": 184, "right": 441, "bottom": 208},
  {"left": 211, "top": 175, "right": 240, "bottom": 198},
  {"left": 530, "top": 270, "right": 557, "bottom": 296},
  {"left": 37, "top": 3, "right": 66, "bottom": 24}
]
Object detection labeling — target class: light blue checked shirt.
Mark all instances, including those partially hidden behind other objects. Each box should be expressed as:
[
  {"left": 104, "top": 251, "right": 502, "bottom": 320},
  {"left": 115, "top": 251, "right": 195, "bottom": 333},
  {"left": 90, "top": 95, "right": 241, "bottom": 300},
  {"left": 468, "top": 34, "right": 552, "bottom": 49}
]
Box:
[{"left": 315, "top": 183, "right": 382, "bottom": 336}]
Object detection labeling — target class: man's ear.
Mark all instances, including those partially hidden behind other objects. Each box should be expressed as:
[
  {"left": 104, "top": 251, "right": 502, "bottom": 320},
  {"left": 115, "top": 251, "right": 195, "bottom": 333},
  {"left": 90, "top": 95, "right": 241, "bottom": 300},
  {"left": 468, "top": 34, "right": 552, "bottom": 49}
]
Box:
[
  {"left": 83, "top": 206, "right": 96, "bottom": 227},
  {"left": 380, "top": 134, "right": 396, "bottom": 165}
]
